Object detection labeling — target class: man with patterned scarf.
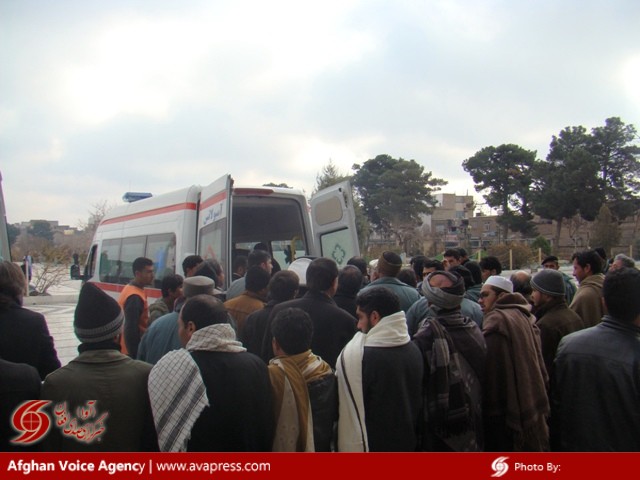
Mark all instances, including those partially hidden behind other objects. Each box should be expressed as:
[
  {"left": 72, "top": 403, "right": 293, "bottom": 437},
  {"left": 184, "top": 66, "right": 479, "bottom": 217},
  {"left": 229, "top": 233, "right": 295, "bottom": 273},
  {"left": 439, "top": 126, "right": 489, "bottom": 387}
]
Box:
[
  {"left": 336, "top": 287, "right": 423, "bottom": 451},
  {"left": 412, "top": 270, "right": 487, "bottom": 451},
  {"left": 268, "top": 307, "right": 337, "bottom": 451},
  {"left": 148, "top": 294, "right": 273, "bottom": 452}
]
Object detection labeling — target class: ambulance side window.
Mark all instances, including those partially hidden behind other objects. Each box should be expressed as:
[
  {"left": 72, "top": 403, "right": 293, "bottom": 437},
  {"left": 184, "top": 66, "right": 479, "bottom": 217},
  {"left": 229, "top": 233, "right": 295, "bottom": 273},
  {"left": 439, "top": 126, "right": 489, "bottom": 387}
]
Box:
[
  {"left": 147, "top": 233, "right": 177, "bottom": 288},
  {"left": 99, "top": 239, "right": 121, "bottom": 284},
  {"left": 119, "top": 236, "right": 146, "bottom": 284}
]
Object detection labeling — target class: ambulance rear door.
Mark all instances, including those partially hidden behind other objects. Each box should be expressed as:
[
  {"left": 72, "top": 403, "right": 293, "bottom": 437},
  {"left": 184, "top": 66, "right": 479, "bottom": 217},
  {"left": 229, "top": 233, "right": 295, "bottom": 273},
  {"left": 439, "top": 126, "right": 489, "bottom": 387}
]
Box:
[
  {"left": 197, "top": 175, "right": 233, "bottom": 288},
  {"left": 309, "top": 181, "right": 360, "bottom": 267}
]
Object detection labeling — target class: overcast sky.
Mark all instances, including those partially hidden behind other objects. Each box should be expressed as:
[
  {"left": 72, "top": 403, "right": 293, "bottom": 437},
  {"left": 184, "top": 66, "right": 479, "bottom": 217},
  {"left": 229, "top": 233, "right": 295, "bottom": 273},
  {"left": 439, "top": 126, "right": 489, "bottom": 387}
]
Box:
[{"left": 1, "top": 0, "right": 638, "bottom": 227}]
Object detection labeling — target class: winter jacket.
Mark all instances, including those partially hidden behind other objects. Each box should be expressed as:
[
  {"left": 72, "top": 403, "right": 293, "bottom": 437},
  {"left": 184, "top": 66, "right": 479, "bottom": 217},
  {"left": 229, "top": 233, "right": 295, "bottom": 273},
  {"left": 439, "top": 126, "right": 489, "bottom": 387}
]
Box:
[
  {"left": 0, "top": 303, "right": 60, "bottom": 379},
  {"left": 569, "top": 274, "right": 604, "bottom": 328}
]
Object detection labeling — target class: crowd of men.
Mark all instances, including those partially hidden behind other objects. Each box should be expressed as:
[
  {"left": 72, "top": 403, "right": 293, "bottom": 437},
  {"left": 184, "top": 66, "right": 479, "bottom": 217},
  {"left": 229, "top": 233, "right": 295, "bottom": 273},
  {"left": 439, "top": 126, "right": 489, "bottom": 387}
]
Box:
[{"left": 1, "top": 245, "right": 638, "bottom": 452}]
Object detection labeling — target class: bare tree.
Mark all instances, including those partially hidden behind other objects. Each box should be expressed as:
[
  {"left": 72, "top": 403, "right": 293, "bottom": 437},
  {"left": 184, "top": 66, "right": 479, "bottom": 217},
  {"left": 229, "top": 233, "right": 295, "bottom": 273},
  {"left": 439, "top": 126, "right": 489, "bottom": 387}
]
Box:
[
  {"left": 78, "top": 200, "right": 115, "bottom": 238},
  {"left": 566, "top": 214, "right": 590, "bottom": 251},
  {"left": 76, "top": 199, "right": 116, "bottom": 256},
  {"left": 30, "top": 244, "right": 72, "bottom": 295}
]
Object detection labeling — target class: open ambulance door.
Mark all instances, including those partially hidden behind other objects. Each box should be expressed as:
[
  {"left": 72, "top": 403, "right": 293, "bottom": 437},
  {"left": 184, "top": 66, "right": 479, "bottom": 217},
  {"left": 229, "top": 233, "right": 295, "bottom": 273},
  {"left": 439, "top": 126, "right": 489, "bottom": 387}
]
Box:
[
  {"left": 310, "top": 181, "right": 360, "bottom": 267},
  {"left": 197, "top": 174, "right": 233, "bottom": 289}
]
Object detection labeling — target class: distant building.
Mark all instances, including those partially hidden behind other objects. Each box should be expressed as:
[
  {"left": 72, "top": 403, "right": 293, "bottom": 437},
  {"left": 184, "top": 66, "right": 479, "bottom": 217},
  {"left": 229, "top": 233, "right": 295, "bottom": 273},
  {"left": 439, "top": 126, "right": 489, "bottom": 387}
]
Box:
[
  {"left": 14, "top": 219, "right": 84, "bottom": 247},
  {"left": 419, "top": 193, "right": 499, "bottom": 254}
]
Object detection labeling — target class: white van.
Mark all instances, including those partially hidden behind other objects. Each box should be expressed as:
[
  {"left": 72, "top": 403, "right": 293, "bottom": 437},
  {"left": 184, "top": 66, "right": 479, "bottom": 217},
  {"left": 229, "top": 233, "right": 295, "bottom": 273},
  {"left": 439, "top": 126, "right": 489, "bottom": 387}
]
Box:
[{"left": 83, "top": 175, "right": 359, "bottom": 300}]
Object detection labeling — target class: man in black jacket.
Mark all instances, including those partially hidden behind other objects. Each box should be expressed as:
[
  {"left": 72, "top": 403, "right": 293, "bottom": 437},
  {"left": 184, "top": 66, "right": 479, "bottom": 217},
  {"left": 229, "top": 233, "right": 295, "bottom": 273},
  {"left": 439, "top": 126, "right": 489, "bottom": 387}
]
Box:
[
  {"left": 0, "top": 260, "right": 60, "bottom": 379},
  {"left": 269, "top": 258, "right": 356, "bottom": 369},
  {"left": 552, "top": 267, "right": 640, "bottom": 451},
  {"left": 0, "top": 358, "right": 41, "bottom": 451},
  {"left": 241, "top": 270, "right": 299, "bottom": 362},
  {"left": 336, "top": 287, "right": 423, "bottom": 451}
]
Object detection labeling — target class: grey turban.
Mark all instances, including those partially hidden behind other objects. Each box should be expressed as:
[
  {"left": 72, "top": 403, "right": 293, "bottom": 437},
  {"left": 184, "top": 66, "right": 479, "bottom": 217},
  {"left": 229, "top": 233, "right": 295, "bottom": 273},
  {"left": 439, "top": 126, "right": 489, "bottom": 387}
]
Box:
[{"left": 421, "top": 271, "right": 465, "bottom": 311}]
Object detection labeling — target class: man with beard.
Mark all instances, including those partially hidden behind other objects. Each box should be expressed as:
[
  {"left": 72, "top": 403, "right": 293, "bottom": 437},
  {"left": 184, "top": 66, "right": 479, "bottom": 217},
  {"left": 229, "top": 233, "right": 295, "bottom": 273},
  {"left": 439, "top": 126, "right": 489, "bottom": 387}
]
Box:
[
  {"left": 336, "top": 287, "right": 422, "bottom": 451},
  {"left": 569, "top": 250, "right": 605, "bottom": 328},
  {"left": 148, "top": 294, "right": 273, "bottom": 452},
  {"left": 530, "top": 269, "right": 584, "bottom": 376},
  {"left": 479, "top": 275, "right": 549, "bottom": 452}
]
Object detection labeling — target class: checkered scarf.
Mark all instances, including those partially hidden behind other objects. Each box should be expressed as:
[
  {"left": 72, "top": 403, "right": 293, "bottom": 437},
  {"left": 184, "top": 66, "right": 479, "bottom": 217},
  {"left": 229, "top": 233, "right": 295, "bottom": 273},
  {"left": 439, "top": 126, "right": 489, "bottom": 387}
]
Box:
[
  {"left": 148, "top": 323, "right": 245, "bottom": 452},
  {"left": 420, "top": 314, "right": 471, "bottom": 435}
]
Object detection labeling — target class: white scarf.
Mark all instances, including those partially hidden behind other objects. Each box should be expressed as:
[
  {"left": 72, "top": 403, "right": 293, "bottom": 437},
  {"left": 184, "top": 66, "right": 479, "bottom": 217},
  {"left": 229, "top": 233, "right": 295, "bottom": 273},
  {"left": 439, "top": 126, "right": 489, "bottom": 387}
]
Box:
[
  {"left": 336, "top": 311, "right": 410, "bottom": 452},
  {"left": 148, "top": 323, "right": 245, "bottom": 452}
]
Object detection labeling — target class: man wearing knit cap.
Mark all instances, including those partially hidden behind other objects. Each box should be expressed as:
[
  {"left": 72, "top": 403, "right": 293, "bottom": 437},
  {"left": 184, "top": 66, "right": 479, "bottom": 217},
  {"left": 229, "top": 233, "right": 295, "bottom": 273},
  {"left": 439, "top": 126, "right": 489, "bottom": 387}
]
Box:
[
  {"left": 480, "top": 274, "right": 549, "bottom": 451},
  {"left": 138, "top": 276, "right": 215, "bottom": 365},
  {"left": 412, "top": 271, "right": 486, "bottom": 451},
  {"left": 41, "top": 282, "right": 158, "bottom": 451},
  {"left": 361, "top": 251, "right": 420, "bottom": 312},
  {"left": 541, "top": 255, "right": 576, "bottom": 304},
  {"left": 530, "top": 269, "right": 584, "bottom": 377}
]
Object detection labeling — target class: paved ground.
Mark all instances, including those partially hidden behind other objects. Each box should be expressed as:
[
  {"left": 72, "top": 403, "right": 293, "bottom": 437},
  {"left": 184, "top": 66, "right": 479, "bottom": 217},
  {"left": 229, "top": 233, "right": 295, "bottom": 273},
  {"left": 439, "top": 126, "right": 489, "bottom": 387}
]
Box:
[
  {"left": 29, "top": 302, "right": 79, "bottom": 367},
  {"left": 24, "top": 275, "right": 83, "bottom": 367}
]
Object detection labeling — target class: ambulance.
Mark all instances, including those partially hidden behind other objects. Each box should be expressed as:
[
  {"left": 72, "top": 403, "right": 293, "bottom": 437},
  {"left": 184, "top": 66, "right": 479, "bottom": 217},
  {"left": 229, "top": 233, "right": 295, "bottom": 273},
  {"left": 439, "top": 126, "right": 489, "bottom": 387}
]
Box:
[{"left": 83, "top": 175, "right": 359, "bottom": 300}]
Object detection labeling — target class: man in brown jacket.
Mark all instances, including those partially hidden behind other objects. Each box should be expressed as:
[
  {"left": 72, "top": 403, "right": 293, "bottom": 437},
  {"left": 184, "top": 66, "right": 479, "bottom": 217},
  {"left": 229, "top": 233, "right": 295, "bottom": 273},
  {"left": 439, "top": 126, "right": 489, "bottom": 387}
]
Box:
[
  {"left": 569, "top": 250, "right": 605, "bottom": 328},
  {"left": 531, "top": 269, "right": 584, "bottom": 377},
  {"left": 224, "top": 266, "right": 270, "bottom": 338},
  {"left": 480, "top": 276, "right": 549, "bottom": 452}
]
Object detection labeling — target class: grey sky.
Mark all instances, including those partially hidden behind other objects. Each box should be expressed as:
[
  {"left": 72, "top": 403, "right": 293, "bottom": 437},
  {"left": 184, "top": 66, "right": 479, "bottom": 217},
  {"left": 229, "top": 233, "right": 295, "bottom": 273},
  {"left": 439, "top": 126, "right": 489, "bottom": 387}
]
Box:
[{"left": 2, "top": 0, "right": 638, "bottom": 226}]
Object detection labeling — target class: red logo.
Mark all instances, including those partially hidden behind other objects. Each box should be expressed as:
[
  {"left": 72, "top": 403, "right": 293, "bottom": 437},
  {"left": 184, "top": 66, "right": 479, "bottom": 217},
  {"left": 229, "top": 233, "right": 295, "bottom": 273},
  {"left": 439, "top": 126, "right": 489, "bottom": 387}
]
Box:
[{"left": 11, "top": 400, "right": 52, "bottom": 444}]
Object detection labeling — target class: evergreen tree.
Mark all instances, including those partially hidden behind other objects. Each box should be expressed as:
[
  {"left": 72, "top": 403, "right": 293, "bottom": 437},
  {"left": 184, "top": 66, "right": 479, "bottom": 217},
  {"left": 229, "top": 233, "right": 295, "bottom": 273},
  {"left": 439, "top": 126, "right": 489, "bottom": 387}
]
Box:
[
  {"left": 589, "top": 117, "right": 640, "bottom": 220},
  {"left": 352, "top": 154, "right": 446, "bottom": 251},
  {"left": 462, "top": 144, "right": 537, "bottom": 239}
]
